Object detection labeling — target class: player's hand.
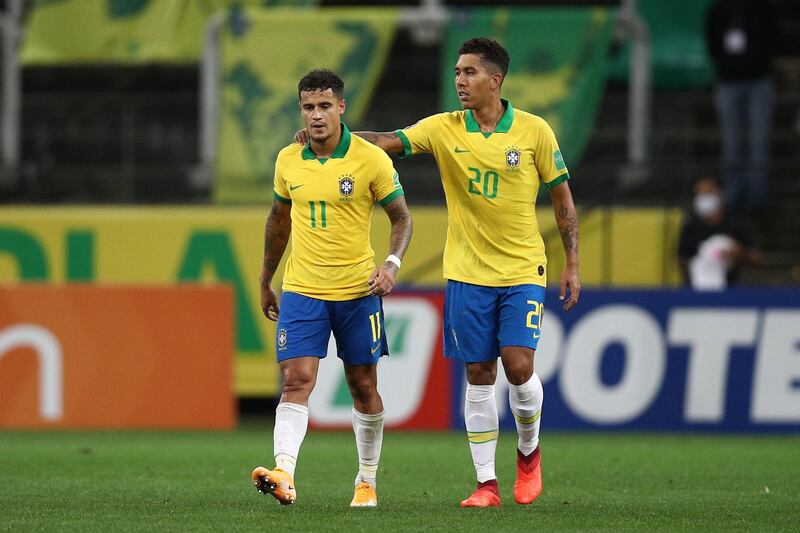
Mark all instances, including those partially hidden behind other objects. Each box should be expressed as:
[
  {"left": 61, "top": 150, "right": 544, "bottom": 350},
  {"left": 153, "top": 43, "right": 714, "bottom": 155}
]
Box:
[
  {"left": 559, "top": 265, "right": 580, "bottom": 311},
  {"left": 368, "top": 263, "right": 398, "bottom": 296},
  {"left": 260, "top": 282, "right": 280, "bottom": 321},
  {"left": 294, "top": 129, "right": 309, "bottom": 145}
]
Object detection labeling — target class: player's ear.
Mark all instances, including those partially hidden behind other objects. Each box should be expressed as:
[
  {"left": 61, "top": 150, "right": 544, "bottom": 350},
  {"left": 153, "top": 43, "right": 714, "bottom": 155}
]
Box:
[
  {"left": 338, "top": 98, "right": 346, "bottom": 115},
  {"left": 490, "top": 72, "right": 503, "bottom": 91}
]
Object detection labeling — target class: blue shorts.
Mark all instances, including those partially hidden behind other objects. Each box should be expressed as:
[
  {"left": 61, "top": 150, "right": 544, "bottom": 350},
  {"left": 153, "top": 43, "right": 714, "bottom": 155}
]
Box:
[
  {"left": 443, "top": 280, "right": 546, "bottom": 363},
  {"left": 276, "top": 292, "right": 389, "bottom": 365}
]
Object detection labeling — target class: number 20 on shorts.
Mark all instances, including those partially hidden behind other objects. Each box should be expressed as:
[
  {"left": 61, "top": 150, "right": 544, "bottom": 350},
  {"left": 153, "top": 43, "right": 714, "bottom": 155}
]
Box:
[{"left": 526, "top": 300, "right": 543, "bottom": 339}]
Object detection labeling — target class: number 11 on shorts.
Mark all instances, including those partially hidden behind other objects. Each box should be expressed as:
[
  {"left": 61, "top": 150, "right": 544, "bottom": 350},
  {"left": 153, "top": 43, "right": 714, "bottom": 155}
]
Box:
[
  {"left": 526, "top": 300, "right": 543, "bottom": 339},
  {"left": 368, "top": 311, "right": 382, "bottom": 342}
]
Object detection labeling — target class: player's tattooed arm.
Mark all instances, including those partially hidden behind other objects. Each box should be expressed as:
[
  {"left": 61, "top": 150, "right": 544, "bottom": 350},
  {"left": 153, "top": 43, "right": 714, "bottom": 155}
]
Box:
[
  {"left": 384, "top": 196, "right": 413, "bottom": 261},
  {"left": 549, "top": 181, "right": 581, "bottom": 311},
  {"left": 369, "top": 196, "right": 412, "bottom": 296},
  {"left": 293, "top": 129, "right": 404, "bottom": 155},
  {"left": 260, "top": 201, "right": 292, "bottom": 320},
  {"left": 354, "top": 131, "right": 404, "bottom": 155}
]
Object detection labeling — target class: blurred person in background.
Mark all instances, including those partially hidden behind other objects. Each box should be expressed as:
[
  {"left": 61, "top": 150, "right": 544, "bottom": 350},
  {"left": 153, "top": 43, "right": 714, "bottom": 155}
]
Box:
[
  {"left": 678, "top": 176, "right": 763, "bottom": 290},
  {"left": 705, "top": 0, "right": 780, "bottom": 218}
]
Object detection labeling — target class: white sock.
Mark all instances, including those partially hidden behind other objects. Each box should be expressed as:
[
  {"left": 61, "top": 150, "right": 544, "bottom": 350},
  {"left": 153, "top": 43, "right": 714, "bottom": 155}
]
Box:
[
  {"left": 353, "top": 409, "right": 384, "bottom": 487},
  {"left": 273, "top": 402, "right": 309, "bottom": 479},
  {"left": 508, "top": 373, "right": 543, "bottom": 456},
  {"left": 464, "top": 383, "right": 498, "bottom": 483}
]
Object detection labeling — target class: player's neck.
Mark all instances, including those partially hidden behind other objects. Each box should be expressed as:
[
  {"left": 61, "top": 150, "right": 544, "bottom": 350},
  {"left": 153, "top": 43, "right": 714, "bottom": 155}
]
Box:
[
  {"left": 471, "top": 98, "right": 505, "bottom": 133},
  {"left": 309, "top": 125, "right": 342, "bottom": 159}
]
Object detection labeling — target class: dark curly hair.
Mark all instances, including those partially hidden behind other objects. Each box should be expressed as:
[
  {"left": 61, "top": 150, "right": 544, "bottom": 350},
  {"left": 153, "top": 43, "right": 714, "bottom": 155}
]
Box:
[
  {"left": 298, "top": 69, "right": 345, "bottom": 99},
  {"left": 458, "top": 37, "right": 510, "bottom": 78}
]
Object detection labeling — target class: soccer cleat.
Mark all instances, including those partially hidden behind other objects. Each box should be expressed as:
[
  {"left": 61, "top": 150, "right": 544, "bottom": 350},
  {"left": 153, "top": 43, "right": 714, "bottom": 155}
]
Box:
[
  {"left": 460, "top": 479, "right": 501, "bottom": 508},
  {"left": 514, "top": 447, "right": 543, "bottom": 505},
  {"left": 350, "top": 482, "right": 378, "bottom": 507},
  {"left": 252, "top": 466, "right": 296, "bottom": 505}
]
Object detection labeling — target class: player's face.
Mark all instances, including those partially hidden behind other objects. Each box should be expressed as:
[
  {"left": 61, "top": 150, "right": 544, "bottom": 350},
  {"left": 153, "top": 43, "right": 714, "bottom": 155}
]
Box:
[
  {"left": 454, "top": 54, "right": 501, "bottom": 109},
  {"left": 299, "top": 89, "right": 346, "bottom": 144}
]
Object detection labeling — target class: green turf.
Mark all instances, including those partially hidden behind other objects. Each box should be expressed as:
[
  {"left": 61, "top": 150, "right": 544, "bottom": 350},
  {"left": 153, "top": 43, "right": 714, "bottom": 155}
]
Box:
[{"left": 1, "top": 427, "right": 798, "bottom": 531}]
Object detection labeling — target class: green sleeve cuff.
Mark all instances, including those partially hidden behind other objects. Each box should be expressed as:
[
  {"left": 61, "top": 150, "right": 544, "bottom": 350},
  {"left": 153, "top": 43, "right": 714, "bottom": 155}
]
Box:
[
  {"left": 273, "top": 191, "right": 291, "bottom": 204},
  {"left": 395, "top": 129, "right": 413, "bottom": 159},
  {"left": 379, "top": 188, "right": 405, "bottom": 207},
  {"left": 543, "top": 172, "right": 570, "bottom": 190}
]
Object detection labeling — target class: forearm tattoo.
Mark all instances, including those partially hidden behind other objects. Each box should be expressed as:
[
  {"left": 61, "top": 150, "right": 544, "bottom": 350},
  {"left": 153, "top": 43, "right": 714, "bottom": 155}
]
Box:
[
  {"left": 557, "top": 202, "right": 579, "bottom": 256},
  {"left": 384, "top": 199, "right": 412, "bottom": 260},
  {"left": 262, "top": 205, "right": 291, "bottom": 283},
  {"left": 356, "top": 131, "right": 398, "bottom": 149}
]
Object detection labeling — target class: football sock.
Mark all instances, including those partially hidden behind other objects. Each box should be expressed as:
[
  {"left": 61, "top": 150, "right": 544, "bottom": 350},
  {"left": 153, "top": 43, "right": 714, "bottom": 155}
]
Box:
[
  {"left": 273, "top": 402, "right": 309, "bottom": 478},
  {"left": 465, "top": 383, "right": 499, "bottom": 483},
  {"left": 353, "top": 408, "right": 384, "bottom": 487},
  {"left": 508, "top": 373, "right": 543, "bottom": 456}
]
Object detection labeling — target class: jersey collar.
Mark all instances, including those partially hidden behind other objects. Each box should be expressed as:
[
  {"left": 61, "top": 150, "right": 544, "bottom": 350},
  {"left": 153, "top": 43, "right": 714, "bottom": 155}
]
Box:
[
  {"left": 301, "top": 123, "right": 352, "bottom": 161},
  {"left": 465, "top": 99, "right": 514, "bottom": 136}
]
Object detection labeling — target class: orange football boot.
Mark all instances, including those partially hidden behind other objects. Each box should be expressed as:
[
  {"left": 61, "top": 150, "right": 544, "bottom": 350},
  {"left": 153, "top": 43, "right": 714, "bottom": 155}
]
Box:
[
  {"left": 514, "top": 447, "right": 542, "bottom": 504},
  {"left": 350, "top": 482, "right": 378, "bottom": 507},
  {"left": 460, "top": 479, "right": 501, "bottom": 508},
  {"left": 252, "top": 466, "right": 296, "bottom": 505}
]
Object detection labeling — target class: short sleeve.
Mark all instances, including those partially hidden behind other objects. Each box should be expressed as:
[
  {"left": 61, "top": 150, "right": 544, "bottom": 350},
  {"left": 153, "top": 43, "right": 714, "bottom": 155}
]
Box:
[
  {"left": 535, "top": 118, "right": 570, "bottom": 190},
  {"left": 273, "top": 156, "right": 291, "bottom": 204},
  {"left": 394, "top": 114, "right": 439, "bottom": 158},
  {"left": 371, "top": 152, "right": 405, "bottom": 207}
]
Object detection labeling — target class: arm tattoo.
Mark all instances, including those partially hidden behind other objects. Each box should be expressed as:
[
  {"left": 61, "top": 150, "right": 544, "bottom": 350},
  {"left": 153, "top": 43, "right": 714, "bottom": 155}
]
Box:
[
  {"left": 383, "top": 198, "right": 413, "bottom": 260},
  {"left": 261, "top": 204, "right": 291, "bottom": 284},
  {"left": 354, "top": 131, "right": 399, "bottom": 152},
  {"left": 556, "top": 201, "right": 579, "bottom": 257},
  {"left": 357, "top": 132, "right": 380, "bottom": 145}
]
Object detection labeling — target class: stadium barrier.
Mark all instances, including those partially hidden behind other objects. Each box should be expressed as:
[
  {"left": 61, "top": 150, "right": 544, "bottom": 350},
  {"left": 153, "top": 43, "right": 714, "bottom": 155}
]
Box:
[
  {"left": 0, "top": 285, "right": 235, "bottom": 429},
  {"left": 0, "top": 206, "right": 684, "bottom": 397}
]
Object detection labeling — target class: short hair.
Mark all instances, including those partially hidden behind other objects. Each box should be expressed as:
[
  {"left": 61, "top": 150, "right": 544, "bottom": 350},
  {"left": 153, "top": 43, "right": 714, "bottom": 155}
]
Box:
[
  {"left": 458, "top": 37, "right": 510, "bottom": 78},
  {"left": 298, "top": 69, "right": 344, "bottom": 99}
]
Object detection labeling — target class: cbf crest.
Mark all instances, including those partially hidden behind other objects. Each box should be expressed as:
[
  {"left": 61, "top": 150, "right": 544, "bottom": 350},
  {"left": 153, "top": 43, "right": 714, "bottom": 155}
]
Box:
[
  {"left": 338, "top": 175, "right": 355, "bottom": 196},
  {"left": 505, "top": 146, "right": 521, "bottom": 169},
  {"left": 277, "top": 329, "right": 287, "bottom": 350}
]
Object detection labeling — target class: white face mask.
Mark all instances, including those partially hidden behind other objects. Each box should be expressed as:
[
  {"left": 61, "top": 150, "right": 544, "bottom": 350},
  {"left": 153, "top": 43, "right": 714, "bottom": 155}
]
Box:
[{"left": 694, "top": 193, "right": 722, "bottom": 218}]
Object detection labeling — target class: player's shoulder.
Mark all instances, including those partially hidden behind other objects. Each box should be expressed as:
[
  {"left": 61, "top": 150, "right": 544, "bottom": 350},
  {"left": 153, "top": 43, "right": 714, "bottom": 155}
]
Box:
[
  {"left": 351, "top": 134, "right": 393, "bottom": 164},
  {"left": 512, "top": 107, "right": 552, "bottom": 130},
  {"left": 276, "top": 143, "right": 304, "bottom": 162},
  {"left": 404, "top": 111, "right": 463, "bottom": 131},
  {"left": 432, "top": 110, "right": 466, "bottom": 128}
]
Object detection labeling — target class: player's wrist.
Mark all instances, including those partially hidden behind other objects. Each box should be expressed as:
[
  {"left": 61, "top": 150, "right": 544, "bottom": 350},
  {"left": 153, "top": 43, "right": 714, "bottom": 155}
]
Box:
[{"left": 385, "top": 254, "right": 402, "bottom": 269}]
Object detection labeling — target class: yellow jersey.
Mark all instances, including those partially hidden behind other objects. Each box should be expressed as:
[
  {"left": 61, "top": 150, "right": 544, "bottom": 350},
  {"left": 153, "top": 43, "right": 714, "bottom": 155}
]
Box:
[
  {"left": 396, "top": 100, "right": 569, "bottom": 287},
  {"left": 273, "top": 124, "right": 404, "bottom": 300}
]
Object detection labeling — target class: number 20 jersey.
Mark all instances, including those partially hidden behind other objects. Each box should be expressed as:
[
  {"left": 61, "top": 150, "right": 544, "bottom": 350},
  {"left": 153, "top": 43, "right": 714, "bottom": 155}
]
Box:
[{"left": 396, "top": 100, "right": 569, "bottom": 288}]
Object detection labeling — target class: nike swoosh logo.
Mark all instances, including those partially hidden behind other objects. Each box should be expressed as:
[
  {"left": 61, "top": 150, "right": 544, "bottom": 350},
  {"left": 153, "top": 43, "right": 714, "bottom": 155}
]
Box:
[
  {"left": 289, "top": 184, "right": 304, "bottom": 190},
  {"left": 533, "top": 332, "right": 541, "bottom": 339},
  {"left": 371, "top": 345, "right": 381, "bottom": 354},
  {"left": 454, "top": 147, "right": 470, "bottom": 153}
]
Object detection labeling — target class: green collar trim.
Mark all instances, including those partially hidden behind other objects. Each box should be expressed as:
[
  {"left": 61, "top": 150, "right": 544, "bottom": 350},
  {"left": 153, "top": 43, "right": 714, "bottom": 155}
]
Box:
[
  {"left": 465, "top": 99, "right": 514, "bottom": 135},
  {"left": 302, "top": 123, "right": 352, "bottom": 161}
]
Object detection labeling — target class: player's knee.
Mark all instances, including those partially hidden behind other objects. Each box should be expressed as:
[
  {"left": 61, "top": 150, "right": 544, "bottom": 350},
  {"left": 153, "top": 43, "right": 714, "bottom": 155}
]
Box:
[
  {"left": 346, "top": 374, "right": 377, "bottom": 399},
  {"left": 466, "top": 362, "right": 497, "bottom": 385},
  {"left": 281, "top": 366, "right": 315, "bottom": 395}
]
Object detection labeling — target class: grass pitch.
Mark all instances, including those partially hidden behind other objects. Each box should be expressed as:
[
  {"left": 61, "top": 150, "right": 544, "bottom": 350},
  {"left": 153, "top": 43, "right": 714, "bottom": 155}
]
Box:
[{"left": 1, "top": 427, "right": 798, "bottom": 531}]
